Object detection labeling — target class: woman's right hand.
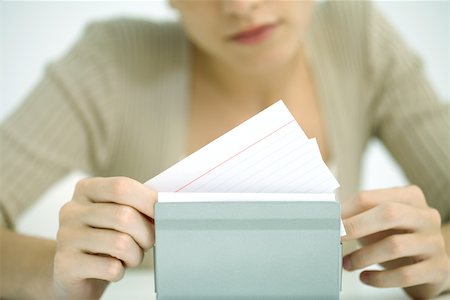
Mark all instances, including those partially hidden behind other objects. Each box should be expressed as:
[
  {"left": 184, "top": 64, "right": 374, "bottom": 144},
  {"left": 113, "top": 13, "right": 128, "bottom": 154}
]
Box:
[{"left": 53, "top": 177, "right": 157, "bottom": 300}]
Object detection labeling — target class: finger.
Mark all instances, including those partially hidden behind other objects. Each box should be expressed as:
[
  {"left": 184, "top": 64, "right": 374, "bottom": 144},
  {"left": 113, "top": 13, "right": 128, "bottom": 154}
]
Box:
[
  {"left": 359, "top": 260, "right": 438, "bottom": 288},
  {"left": 68, "top": 227, "right": 144, "bottom": 268},
  {"left": 79, "top": 202, "right": 154, "bottom": 250},
  {"left": 342, "top": 185, "right": 427, "bottom": 219},
  {"left": 55, "top": 250, "right": 125, "bottom": 283},
  {"left": 342, "top": 201, "right": 431, "bottom": 241},
  {"left": 343, "top": 233, "right": 436, "bottom": 271},
  {"left": 75, "top": 177, "right": 157, "bottom": 218}
]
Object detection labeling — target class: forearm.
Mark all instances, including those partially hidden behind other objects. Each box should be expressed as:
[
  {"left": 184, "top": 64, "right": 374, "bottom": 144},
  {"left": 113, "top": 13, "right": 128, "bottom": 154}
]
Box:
[{"left": 0, "top": 227, "right": 56, "bottom": 299}]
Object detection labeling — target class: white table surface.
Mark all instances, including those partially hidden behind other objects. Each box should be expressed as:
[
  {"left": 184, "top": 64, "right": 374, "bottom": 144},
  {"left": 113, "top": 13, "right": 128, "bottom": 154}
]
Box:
[{"left": 102, "top": 268, "right": 450, "bottom": 300}]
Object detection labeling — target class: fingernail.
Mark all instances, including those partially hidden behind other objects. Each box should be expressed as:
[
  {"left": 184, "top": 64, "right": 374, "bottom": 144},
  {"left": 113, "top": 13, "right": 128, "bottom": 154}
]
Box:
[
  {"left": 343, "top": 256, "right": 352, "bottom": 270},
  {"left": 360, "top": 272, "right": 369, "bottom": 284}
]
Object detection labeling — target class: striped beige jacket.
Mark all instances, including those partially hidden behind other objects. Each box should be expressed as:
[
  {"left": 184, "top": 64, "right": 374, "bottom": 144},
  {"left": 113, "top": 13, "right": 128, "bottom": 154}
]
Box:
[{"left": 1, "top": 1, "right": 449, "bottom": 232}]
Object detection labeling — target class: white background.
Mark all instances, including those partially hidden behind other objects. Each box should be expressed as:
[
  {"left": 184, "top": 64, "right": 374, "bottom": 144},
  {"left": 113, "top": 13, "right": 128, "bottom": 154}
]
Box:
[{"left": 0, "top": 1, "right": 449, "bottom": 238}]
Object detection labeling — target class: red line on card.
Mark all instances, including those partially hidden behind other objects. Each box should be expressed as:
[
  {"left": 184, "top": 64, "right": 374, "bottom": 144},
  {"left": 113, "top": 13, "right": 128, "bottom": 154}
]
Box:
[{"left": 175, "top": 119, "right": 296, "bottom": 192}]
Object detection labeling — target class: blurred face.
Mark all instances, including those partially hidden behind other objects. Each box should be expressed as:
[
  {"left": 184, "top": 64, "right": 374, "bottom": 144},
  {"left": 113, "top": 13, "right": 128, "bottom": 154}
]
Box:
[{"left": 171, "top": 0, "right": 315, "bottom": 72}]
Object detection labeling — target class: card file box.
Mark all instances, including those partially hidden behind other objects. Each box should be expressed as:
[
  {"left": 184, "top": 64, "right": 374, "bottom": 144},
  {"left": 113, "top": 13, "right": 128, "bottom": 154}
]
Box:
[{"left": 153, "top": 196, "right": 342, "bottom": 300}]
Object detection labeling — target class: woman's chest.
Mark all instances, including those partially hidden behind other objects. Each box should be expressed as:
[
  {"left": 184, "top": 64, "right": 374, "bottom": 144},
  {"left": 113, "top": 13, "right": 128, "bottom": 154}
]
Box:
[{"left": 186, "top": 82, "right": 330, "bottom": 163}]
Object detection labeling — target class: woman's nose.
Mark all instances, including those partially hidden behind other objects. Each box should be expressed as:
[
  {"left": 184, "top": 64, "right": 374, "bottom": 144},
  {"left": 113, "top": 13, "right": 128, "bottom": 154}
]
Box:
[{"left": 222, "top": 0, "right": 262, "bottom": 17}]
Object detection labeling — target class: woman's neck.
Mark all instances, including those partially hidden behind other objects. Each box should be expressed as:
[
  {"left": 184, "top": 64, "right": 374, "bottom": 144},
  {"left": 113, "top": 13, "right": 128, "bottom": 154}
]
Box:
[{"left": 192, "top": 44, "right": 307, "bottom": 108}]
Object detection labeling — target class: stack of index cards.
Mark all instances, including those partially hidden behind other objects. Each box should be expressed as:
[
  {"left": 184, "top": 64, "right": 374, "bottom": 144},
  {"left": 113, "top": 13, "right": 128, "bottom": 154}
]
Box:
[{"left": 146, "top": 100, "right": 340, "bottom": 195}]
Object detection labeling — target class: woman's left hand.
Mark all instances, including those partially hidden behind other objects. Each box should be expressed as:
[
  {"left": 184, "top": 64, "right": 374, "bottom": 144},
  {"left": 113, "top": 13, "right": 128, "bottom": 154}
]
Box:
[{"left": 342, "top": 185, "right": 450, "bottom": 298}]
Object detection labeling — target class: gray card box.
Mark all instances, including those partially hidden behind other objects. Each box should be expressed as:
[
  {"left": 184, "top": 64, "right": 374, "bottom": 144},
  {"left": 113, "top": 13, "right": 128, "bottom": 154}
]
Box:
[{"left": 154, "top": 198, "right": 342, "bottom": 300}]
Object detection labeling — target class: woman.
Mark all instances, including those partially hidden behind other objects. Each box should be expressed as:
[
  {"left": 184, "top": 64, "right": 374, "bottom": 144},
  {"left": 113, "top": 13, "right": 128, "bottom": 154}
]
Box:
[{"left": 1, "top": 0, "right": 449, "bottom": 299}]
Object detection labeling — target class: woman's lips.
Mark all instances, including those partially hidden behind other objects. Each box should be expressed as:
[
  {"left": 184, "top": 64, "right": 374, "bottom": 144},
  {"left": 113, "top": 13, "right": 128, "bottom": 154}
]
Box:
[{"left": 230, "top": 23, "right": 278, "bottom": 45}]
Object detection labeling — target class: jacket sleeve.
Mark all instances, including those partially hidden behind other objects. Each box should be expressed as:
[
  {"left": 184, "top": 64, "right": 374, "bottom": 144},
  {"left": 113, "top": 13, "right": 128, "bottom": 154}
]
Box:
[
  {"left": 367, "top": 4, "right": 450, "bottom": 222},
  {"left": 0, "top": 22, "right": 120, "bottom": 228}
]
